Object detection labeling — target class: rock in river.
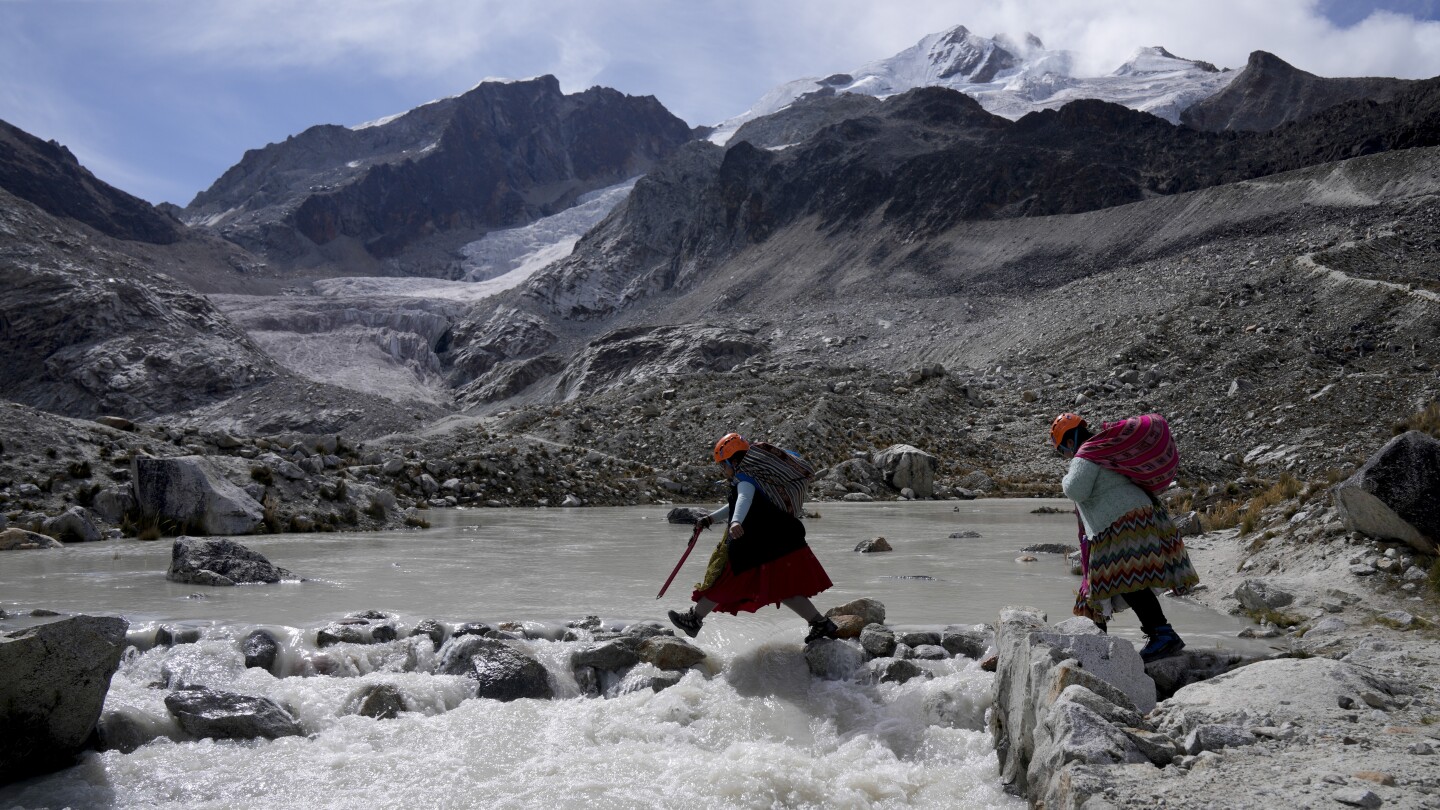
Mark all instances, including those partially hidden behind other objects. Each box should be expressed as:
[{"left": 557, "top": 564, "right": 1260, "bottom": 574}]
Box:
[
  {"left": 166, "top": 536, "right": 297, "bottom": 586},
  {"left": 0, "top": 616, "right": 129, "bottom": 784}
]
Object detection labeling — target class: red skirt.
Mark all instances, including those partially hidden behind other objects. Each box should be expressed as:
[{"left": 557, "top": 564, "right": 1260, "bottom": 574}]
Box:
[{"left": 692, "top": 546, "right": 833, "bottom": 615}]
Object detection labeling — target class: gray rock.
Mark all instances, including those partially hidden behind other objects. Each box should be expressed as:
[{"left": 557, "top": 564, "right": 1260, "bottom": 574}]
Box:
[
  {"left": 803, "top": 638, "right": 865, "bottom": 680},
  {"left": 1144, "top": 649, "right": 1260, "bottom": 701},
  {"left": 1037, "top": 630, "right": 1155, "bottom": 714},
  {"left": 898, "top": 630, "right": 940, "bottom": 647},
  {"left": 1332, "top": 430, "right": 1440, "bottom": 554},
  {"left": 96, "top": 706, "right": 164, "bottom": 754},
  {"left": 864, "top": 657, "right": 926, "bottom": 685},
  {"left": 872, "top": 444, "right": 937, "bottom": 498},
  {"left": 90, "top": 487, "right": 135, "bottom": 524},
  {"left": 1173, "top": 511, "right": 1203, "bottom": 536},
  {"left": 572, "top": 638, "right": 642, "bottom": 672},
  {"left": 438, "top": 636, "right": 553, "bottom": 701},
  {"left": 0, "top": 528, "right": 64, "bottom": 550},
  {"left": 911, "top": 644, "right": 948, "bottom": 660},
  {"left": 352, "top": 684, "right": 406, "bottom": 719},
  {"left": 609, "top": 664, "right": 684, "bottom": 697},
  {"left": 859, "top": 624, "right": 897, "bottom": 658},
  {"left": 242, "top": 630, "right": 280, "bottom": 673},
  {"left": 949, "top": 530, "right": 982, "bottom": 538},
  {"left": 841, "top": 492, "right": 874, "bottom": 502},
  {"left": 381, "top": 458, "right": 405, "bottom": 476},
  {"left": 408, "top": 619, "right": 447, "bottom": 647},
  {"left": 164, "top": 686, "right": 303, "bottom": 740},
  {"left": 1234, "top": 578, "right": 1295, "bottom": 611},
  {"left": 1182, "top": 723, "right": 1257, "bottom": 754},
  {"left": 941, "top": 624, "right": 990, "bottom": 659},
  {"left": 42, "top": 506, "right": 101, "bottom": 543},
  {"left": 665, "top": 507, "right": 709, "bottom": 525},
  {"left": 316, "top": 622, "right": 368, "bottom": 647},
  {"left": 0, "top": 616, "right": 129, "bottom": 783},
  {"left": 133, "top": 455, "right": 264, "bottom": 536},
  {"left": 1332, "top": 787, "right": 1383, "bottom": 809},
  {"left": 853, "top": 536, "right": 892, "bottom": 553},
  {"left": 154, "top": 626, "right": 201, "bottom": 647},
  {"left": 825, "top": 597, "right": 885, "bottom": 626},
  {"left": 637, "top": 636, "right": 706, "bottom": 671},
  {"left": 167, "top": 536, "right": 296, "bottom": 586}
]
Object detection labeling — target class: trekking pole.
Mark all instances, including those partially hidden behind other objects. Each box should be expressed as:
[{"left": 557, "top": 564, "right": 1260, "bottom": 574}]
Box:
[{"left": 656, "top": 523, "right": 704, "bottom": 599}]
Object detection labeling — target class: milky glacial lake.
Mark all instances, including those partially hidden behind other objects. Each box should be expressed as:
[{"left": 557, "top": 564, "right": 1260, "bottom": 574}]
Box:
[{"left": 0, "top": 500, "right": 1267, "bottom": 809}]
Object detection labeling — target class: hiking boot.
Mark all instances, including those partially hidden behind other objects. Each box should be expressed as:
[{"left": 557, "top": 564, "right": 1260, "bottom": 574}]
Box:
[
  {"left": 668, "top": 608, "right": 702, "bottom": 639},
  {"left": 804, "top": 616, "right": 839, "bottom": 644},
  {"left": 1139, "top": 625, "right": 1185, "bottom": 663}
]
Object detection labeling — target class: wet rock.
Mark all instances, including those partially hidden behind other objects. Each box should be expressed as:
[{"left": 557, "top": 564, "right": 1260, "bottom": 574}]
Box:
[
  {"left": 572, "top": 638, "right": 642, "bottom": 672},
  {"left": 859, "top": 624, "right": 896, "bottom": 657},
  {"left": 825, "top": 597, "right": 885, "bottom": 626},
  {"left": 574, "top": 665, "right": 600, "bottom": 697},
  {"left": 133, "top": 456, "right": 265, "bottom": 536},
  {"left": 96, "top": 707, "right": 164, "bottom": 754},
  {"left": 353, "top": 683, "right": 407, "bottom": 719},
  {"left": 1332, "top": 430, "right": 1440, "bottom": 554},
  {"left": 316, "top": 622, "right": 369, "bottom": 647},
  {"left": 949, "top": 530, "right": 982, "bottom": 538},
  {"left": 609, "top": 664, "right": 684, "bottom": 697},
  {"left": 167, "top": 536, "right": 296, "bottom": 586},
  {"left": 561, "top": 494, "right": 583, "bottom": 507},
  {"left": 164, "top": 686, "right": 303, "bottom": 740},
  {"left": 944, "top": 619, "right": 990, "bottom": 660},
  {"left": 370, "top": 624, "right": 398, "bottom": 643},
  {"left": 242, "top": 630, "right": 280, "bottom": 673},
  {"left": 831, "top": 615, "right": 867, "bottom": 638},
  {"left": 637, "top": 636, "right": 706, "bottom": 671},
  {"left": 1234, "top": 578, "right": 1295, "bottom": 611},
  {"left": 853, "top": 536, "right": 892, "bottom": 553},
  {"left": 0, "top": 615, "right": 129, "bottom": 783},
  {"left": 911, "top": 644, "right": 948, "bottom": 660},
  {"left": 666, "top": 507, "right": 709, "bottom": 525},
  {"left": 804, "top": 638, "right": 865, "bottom": 680},
  {"left": 1021, "top": 543, "right": 1075, "bottom": 554},
  {"left": 408, "top": 619, "right": 447, "bottom": 647},
  {"left": 42, "top": 507, "right": 101, "bottom": 544},
  {"left": 154, "top": 626, "right": 201, "bottom": 647},
  {"left": 898, "top": 630, "right": 940, "bottom": 647},
  {"left": 0, "top": 528, "right": 64, "bottom": 550},
  {"left": 864, "top": 657, "right": 926, "bottom": 685},
  {"left": 841, "top": 492, "right": 874, "bottom": 502},
  {"left": 438, "top": 636, "right": 554, "bottom": 701},
  {"left": 454, "top": 622, "right": 493, "bottom": 638}
]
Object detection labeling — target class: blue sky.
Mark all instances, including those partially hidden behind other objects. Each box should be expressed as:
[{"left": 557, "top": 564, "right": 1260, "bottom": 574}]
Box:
[{"left": 2, "top": 0, "right": 1438, "bottom": 206}]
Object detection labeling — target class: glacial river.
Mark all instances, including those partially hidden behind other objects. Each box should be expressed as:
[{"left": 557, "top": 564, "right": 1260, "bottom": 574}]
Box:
[{"left": 0, "top": 500, "right": 1268, "bottom": 809}]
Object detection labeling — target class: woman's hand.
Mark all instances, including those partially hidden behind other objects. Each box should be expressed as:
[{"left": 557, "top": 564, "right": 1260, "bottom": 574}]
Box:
[{"left": 728, "top": 521, "right": 745, "bottom": 539}]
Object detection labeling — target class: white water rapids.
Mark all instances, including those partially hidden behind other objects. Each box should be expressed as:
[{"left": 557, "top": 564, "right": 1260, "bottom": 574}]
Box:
[{"left": 0, "top": 501, "right": 1269, "bottom": 809}]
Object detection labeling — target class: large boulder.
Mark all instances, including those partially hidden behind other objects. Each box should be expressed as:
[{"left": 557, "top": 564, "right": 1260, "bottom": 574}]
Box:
[
  {"left": 872, "top": 445, "right": 938, "bottom": 498},
  {"left": 825, "top": 597, "right": 886, "bottom": 626},
  {"left": 438, "top": 636, "right": 554, "bottom": 701},
  {"left": 0, "top": 528, "right": 64, "bottom": 550},
  {"left": 166, "top": 536, "right": 296, "bottom": 586},
  {"left": 637, "top": 636, "right": 707, "bottom": 671},
  {"left": 164, "top": 686, "right": 304, "bottom": 740},
  {"left": 1332, "top": 430, "right": 1440, "bottom": 553},
  {"left": 133, "top": 455, "right": 265, "bottom": 536},
  {"left": 0, "top": 616, "right": 129, "bottom": 784},
  {"left": 42, "top": 507, "right": 102, "bottom": 543}
]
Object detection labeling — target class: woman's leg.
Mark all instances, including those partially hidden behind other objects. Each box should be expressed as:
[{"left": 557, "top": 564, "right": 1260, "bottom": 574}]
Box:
[
  {"left": 780, "top": 596, "right": 820, "bottom": 621},
  {"left": 694, "top": 597, "right": 717, "bottom": 619},
  {"left": 1123, "top": 588, "right": 1167, "bottom": 633}
]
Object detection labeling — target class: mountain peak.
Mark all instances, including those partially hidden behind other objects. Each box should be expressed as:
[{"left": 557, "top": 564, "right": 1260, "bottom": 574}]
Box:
[{"left": 1112, "top": 46, "right": 1220, "bottom": 76}]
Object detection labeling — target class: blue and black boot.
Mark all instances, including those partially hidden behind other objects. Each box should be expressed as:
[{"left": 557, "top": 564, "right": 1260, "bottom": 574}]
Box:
[
  {"left": 1139, "top": 624, "right": 1185, "bottom": 662},
  {"left": 668, "top": 608, "right": 702, "bottom": 638}
]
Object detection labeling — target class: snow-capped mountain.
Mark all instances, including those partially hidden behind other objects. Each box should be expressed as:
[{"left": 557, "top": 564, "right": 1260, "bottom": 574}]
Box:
[{"left": 709, "top": 26, "right": 1237, "bottom": 143}]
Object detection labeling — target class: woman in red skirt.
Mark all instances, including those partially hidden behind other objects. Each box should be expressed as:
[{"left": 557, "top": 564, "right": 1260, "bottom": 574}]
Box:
[{"left": 668, "top": 433, "right": 839, "bottom": 644}]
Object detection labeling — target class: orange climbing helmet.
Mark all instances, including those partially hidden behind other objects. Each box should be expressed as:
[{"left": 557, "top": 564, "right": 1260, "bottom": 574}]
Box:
[
  {"left": 1049, "top": 413, "right": 1087, "bottom": 450},
  {"left": 712, "top": 432, "right": 750, "bottom": 463}
]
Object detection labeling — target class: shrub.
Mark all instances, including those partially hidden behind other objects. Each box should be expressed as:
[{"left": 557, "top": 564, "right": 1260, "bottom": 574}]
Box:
[
  {"left": 1393, "top": 401, "right": 1440, "bottom": 438},
  {"left": 137, "top": 525, "right": 162, "bottom": 542},
  {"left": 250, "top": 465, "right": 274, "bottom": 486},
  {"left": 67, "top": 460, "right": 92, "bottom": 479}
]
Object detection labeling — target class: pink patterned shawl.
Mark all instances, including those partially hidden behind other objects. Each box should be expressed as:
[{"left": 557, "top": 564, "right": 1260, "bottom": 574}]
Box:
[{"left": 1074, "top": 413, "right": 1179, "bottom": 495}]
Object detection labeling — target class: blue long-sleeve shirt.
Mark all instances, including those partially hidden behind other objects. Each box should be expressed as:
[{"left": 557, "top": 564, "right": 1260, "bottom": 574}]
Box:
[{"left": 706, "top": 473, "right": 757, "bottom": 525}]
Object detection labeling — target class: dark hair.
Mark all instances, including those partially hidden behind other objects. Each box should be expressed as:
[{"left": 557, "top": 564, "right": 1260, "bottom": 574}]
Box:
[
  {"left": 1059, "top": 424, "right": 1092, "bottom": 452},
  {"left": 727, "top": 449, "right": 748, "bottom": 467}
]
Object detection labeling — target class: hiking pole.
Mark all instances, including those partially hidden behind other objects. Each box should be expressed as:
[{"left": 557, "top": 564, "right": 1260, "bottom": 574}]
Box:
[{"left": 656, "top": 523, "right": 704, "bottom": 599}]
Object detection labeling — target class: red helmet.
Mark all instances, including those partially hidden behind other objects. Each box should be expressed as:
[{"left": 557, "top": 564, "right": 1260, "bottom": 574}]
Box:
[
  {"left": 1050, "top": 413, "right": 1086, "bottom": 449},
  {"left": 712, "top": 432, "right": 750, "bottom": 463}
]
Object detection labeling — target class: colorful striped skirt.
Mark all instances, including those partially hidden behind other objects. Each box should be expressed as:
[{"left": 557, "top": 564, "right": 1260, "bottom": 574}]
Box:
[{"left": 1074, "top": 505, "right": 1199, "bottom": 622}]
